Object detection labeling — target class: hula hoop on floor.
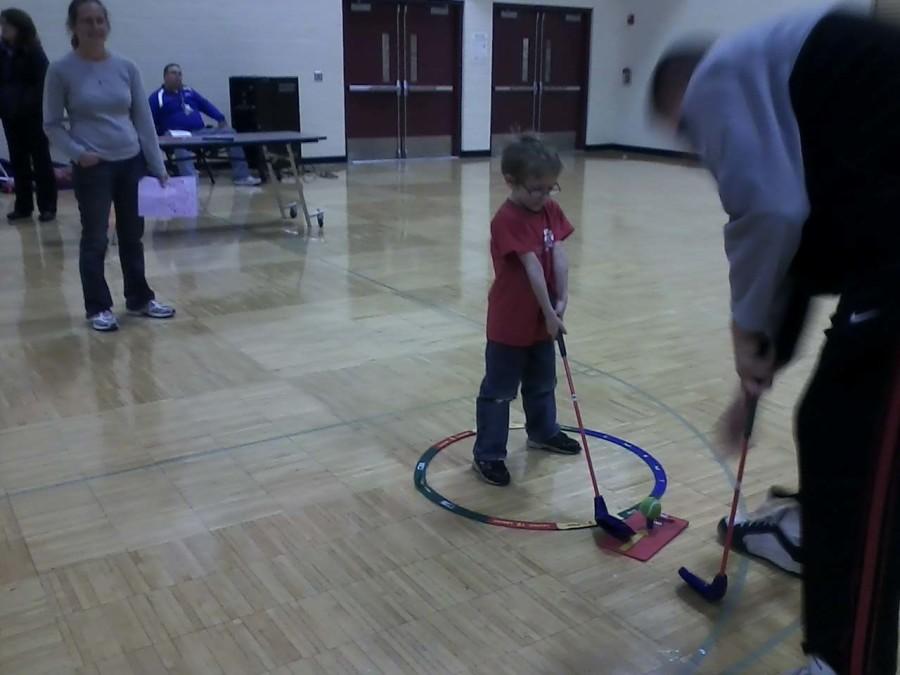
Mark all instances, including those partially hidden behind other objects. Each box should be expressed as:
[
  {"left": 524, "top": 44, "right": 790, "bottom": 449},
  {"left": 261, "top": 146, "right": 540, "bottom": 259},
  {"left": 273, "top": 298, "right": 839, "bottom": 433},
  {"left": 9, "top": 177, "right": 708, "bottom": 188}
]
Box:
[{"left": 413, "top": 424, "right": 667, "bottom": 531}]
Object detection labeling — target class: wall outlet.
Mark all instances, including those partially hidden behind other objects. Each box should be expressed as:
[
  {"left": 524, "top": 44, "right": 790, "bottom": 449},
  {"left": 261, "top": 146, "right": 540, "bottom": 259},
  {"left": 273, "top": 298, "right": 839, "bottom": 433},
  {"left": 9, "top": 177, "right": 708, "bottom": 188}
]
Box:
[{"left": 314, "top": 71, "right": 324, "bottom": 82}]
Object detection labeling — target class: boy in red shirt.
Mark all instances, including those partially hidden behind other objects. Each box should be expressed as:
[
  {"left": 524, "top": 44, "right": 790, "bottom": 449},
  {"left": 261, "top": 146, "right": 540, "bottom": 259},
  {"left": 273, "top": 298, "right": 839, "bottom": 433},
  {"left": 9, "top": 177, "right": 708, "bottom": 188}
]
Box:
[{"left": 472, "top": 135, "right": 582, "bottom": 486}]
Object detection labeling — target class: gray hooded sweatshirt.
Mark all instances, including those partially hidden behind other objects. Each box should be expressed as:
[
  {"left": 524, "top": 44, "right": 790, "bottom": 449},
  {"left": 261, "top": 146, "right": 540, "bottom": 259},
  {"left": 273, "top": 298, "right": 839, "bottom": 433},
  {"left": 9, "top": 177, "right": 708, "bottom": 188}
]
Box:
[{"left": 678, "top": 6, "right": 835, "bottom": 336}]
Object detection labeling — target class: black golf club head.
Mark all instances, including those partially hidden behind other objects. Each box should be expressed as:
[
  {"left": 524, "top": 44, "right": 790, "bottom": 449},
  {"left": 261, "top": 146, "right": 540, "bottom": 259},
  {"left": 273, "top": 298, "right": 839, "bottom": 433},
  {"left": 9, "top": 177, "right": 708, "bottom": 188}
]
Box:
[
  {"left": 595, "top": 496, "right": 635, "bottom": 542},
  {"left": 678, "top": 567, "right": 728, "bottom": 602}
]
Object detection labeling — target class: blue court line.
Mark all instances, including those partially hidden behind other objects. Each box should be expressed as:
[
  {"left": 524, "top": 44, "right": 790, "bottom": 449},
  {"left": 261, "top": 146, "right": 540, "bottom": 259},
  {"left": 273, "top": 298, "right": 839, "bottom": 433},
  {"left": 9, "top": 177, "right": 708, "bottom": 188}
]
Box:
[
  {"left": 6, "top": 394, "right": 472, "bottom": 498},
  {"left": 303, "top": 254, "right": 776, "bottom": 673},
  {"left": 583, "top": 366, "right": 751, "bottom": 674},
  {"left": 722, "top": 620, "right": 802, "bottom": 674}
]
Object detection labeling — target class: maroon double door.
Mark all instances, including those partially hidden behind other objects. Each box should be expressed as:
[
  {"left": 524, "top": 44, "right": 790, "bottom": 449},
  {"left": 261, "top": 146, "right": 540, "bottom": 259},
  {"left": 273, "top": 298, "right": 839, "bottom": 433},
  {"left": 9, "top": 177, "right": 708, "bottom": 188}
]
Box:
[
  {"left": 343, "top": 0, "right": 462, "bottom": 161},
  {"left": 491, "top": 5, "right": 591, "bottom": 152}
]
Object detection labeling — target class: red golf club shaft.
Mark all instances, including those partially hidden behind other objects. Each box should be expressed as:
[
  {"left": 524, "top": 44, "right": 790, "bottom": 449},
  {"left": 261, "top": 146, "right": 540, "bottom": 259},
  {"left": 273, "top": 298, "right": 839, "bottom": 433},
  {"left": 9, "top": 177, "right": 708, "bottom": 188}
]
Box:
[
  {"left": 719, "top": 396, "right": 758, "bottom": 576},
  {"left": 557, "top": 335, "right": 601, "bottom": 499}
]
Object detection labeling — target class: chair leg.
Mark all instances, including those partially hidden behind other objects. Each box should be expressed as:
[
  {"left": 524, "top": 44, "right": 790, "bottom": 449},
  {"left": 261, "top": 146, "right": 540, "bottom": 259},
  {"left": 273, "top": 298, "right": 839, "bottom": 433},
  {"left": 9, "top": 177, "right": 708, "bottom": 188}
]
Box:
[{"left": 199, "top": 151, "right": 215, "bottom": 185}]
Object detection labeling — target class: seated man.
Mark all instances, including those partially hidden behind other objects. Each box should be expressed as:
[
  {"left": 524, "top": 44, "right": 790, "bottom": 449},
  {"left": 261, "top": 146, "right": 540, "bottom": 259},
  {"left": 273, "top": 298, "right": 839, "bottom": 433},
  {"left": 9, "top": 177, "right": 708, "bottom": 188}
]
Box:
[{"left": 149, "top": 63, "right": 260, "bottom": 186}]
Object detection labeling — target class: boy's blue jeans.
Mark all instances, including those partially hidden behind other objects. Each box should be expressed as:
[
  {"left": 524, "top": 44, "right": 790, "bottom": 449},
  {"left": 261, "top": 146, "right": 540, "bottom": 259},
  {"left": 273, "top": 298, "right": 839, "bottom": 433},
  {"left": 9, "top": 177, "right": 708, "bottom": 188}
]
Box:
[{"left": 473, "top": 340, "right": 559, "bottom": 461}]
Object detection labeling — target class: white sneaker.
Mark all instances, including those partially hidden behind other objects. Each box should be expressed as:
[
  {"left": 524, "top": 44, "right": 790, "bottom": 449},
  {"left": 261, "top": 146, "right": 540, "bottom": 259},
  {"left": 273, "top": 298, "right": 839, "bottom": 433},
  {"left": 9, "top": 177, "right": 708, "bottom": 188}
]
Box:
[
  {"left": 783, "top": 655, "right": 837, "bottom": 675},
  {"left": 88, "top": 310, "right": 118, "bottom": 332},
  {"left": 233, "top": 176, "right": 262, "bottom": 187},
  {"left": 718, "top": 494, "right": 802, "bottom": 576},
  {"left": 127, "top": 299, "right": 175, "bottom": 319}
]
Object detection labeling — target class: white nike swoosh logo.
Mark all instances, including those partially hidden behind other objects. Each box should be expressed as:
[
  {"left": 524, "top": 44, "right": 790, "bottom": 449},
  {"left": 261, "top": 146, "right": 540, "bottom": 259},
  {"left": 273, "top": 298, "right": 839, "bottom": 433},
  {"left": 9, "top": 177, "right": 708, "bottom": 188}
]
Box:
[{"left": 849, "top": 309, "right": 880, "bottom": 324}]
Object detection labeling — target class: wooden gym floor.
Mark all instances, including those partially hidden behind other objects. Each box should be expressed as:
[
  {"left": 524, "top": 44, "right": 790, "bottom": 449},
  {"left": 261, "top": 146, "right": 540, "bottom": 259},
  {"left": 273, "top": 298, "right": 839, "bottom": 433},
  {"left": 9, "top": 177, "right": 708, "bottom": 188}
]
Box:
[{"left": 0, "top": 155, "right": 833, "bottom": 674}]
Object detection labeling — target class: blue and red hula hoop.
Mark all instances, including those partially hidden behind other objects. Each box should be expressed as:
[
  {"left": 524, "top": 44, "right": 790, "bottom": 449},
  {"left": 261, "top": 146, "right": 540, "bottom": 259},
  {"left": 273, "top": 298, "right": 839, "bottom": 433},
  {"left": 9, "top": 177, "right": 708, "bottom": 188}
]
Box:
[{"left": 413, "top": 425, "right": 668, "bottom": 531}]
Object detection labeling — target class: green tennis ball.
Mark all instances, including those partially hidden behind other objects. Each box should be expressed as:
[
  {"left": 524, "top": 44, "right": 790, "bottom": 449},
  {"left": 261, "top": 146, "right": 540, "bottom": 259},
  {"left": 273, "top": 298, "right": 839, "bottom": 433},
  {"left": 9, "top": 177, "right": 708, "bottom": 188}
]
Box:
[{"left": 638, "top": 497, "right": 662, "bottom": 521}]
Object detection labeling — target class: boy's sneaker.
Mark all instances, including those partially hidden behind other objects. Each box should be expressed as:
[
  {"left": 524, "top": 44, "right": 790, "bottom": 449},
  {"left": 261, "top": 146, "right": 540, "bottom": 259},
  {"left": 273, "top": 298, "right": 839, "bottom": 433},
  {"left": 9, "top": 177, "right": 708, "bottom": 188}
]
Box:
[
  {"left": 128, "top": 299, "right": 175, "bottom": 319},
  {"left": 527, "top": 431, "right": 582, "bottom": 455},
  {"left": 234, "top": 176, "right": 262, "bottom": 187},
  {"left": 783, "top": 655, "right": 837, "bottom": 675},
  {"left": 88, "top": 310, "right": 118, "bottom": 332},
  {"left": 718, "top": 494, "right": 802, "bottom": 576},
  {"left": 472, "top": 460, "right": 510, "bottom": 486}
]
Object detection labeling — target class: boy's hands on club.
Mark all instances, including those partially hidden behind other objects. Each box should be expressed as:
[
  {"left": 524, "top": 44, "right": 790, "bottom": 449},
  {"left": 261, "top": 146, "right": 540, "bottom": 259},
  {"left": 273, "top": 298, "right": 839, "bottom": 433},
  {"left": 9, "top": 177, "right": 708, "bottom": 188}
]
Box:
[
  {"left": 546, "top": 313, "right": 566, "bottom": 339},
  {"left": 555, "top": 296, "right": 568, "bottom": 319}
]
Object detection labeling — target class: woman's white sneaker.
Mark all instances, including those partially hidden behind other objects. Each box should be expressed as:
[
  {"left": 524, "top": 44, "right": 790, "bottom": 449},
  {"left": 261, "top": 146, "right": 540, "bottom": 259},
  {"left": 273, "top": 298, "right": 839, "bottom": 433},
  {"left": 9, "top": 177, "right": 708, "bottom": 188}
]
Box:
[
  {"left": 128, "top": 300, "right": 175, "bottom": 319},
  {"left": 88, "top": 310, "right": 118, "bottom": 332}
]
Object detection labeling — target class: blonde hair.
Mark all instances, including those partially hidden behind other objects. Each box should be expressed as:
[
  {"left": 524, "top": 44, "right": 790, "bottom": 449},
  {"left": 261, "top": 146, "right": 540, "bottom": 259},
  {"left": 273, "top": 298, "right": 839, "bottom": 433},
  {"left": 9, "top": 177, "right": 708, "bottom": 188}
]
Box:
[{"left": 501, "top": 134, "right": 562, "bottom": 183}]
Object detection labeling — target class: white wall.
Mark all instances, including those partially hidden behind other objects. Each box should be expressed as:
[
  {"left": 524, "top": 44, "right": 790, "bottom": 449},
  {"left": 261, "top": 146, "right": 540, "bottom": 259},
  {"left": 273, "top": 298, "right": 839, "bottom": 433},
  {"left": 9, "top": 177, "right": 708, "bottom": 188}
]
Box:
[
  {"left": 461, "top": 0, "right": 871, "bottom": 153},
  {"left": 461, "top": 0, "right": 624, "bottom": 152},
  {"left": 15, "top": 0, "right": 876, "bottom": 165},
  {"left": 615, "top": 0, "right": 873, "bottom": 150},
  {"left": 25, "top": 0, "right": 345, "bottom": 160}
]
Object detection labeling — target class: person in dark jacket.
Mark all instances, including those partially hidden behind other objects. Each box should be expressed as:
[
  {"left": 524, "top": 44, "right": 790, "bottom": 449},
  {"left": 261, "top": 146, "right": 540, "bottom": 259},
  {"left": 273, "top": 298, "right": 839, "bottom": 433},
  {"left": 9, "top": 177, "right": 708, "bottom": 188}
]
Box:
[
  {"left": 651, "top": 7, "right": 900, "bottom": 675},
  {"left": 0, "top": 8, "right": 56, "bottom": 222}
]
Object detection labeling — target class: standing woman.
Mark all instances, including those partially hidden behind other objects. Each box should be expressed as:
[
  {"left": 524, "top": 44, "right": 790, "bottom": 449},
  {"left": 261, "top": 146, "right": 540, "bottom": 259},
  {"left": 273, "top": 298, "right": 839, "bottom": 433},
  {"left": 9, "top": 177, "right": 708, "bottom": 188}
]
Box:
[
  {"left": 0, "top": 9, "right": 57, "bottom": 223},
  {"left": 43, "top": 0, "right": 174, "bottom": 332}
]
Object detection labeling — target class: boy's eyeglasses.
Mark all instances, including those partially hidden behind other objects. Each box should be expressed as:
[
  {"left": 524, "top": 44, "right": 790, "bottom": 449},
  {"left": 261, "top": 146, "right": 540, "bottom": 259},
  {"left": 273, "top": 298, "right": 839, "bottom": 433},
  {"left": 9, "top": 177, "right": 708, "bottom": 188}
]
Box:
[{"left": 522, "top": 183, "right": 561, "bottom": 198}]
